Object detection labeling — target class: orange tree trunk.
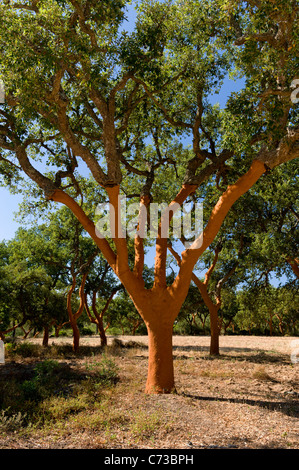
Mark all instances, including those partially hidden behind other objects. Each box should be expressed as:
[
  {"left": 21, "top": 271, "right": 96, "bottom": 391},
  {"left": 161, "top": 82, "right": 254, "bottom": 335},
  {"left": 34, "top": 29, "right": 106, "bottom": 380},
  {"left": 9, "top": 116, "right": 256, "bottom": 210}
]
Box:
[{"left": 126, "top": 286, "right": 181, "bottom": 394}]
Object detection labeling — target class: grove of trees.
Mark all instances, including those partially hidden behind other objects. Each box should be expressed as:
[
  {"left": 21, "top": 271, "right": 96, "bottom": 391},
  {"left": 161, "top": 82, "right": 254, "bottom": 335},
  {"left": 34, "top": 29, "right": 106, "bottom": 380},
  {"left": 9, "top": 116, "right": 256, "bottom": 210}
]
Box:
[{"left": 0, "top": 0, "right": 298, "bottom": 393}]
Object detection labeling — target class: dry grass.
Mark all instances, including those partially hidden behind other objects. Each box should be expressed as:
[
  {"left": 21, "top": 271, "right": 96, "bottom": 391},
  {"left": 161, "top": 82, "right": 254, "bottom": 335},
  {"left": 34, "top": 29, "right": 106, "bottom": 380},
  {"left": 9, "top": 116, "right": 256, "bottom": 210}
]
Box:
[{"left": 0, "top": 335, "right": 298, "bottom": 449}]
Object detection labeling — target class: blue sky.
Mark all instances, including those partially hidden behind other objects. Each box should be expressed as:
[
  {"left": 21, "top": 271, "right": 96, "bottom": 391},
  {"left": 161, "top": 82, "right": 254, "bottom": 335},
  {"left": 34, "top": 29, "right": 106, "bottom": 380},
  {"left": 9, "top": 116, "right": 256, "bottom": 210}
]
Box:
[{"left": 0, "top": 188, "right": 21, "bottom": 240}]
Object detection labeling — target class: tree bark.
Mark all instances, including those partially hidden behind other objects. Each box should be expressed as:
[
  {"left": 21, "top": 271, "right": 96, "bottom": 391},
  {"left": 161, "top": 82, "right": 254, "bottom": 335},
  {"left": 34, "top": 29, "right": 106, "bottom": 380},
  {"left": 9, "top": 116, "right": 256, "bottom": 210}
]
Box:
[
  {"left": 70, "top": 317, "right": 80, "bottom": 353},
  {"left": 50, "top": 159, "right": 267, "bottom": 392},
  {"left": 268, "top": 312, "right": 274, "bottom": 336},
  {"left": 97, "top": 316, "right": 107, "bottom": 346},
  {"left": 168, "top": 243, "right": 221, "bottom": 355},
  {"left": 67, "top": 270, "right": 88, "bottom": 353},
  {"left": 91, "top": 291, "right": 108, "bottom": 347},
  {"left": 209, "top": 305, "right": 220, "bottom": 356},
  {"left": 67, "top": 273, "right": 80, "bottom": 352},
  {"left": 195, "top": 279, "right": 221, "bottom": 356}
]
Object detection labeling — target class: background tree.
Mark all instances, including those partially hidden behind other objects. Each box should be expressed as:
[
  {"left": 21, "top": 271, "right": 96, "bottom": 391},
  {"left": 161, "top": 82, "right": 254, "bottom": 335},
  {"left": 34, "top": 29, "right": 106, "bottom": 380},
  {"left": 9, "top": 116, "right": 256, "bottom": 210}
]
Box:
[
  {"left": 175, "top": 284, "right": 209, "bottom": 335},
  {"left": 0, "top": 255, "right": 65, "bottom": 344},
  {"left": 168, "top": 233, "right": 245, "bottom": 355}
]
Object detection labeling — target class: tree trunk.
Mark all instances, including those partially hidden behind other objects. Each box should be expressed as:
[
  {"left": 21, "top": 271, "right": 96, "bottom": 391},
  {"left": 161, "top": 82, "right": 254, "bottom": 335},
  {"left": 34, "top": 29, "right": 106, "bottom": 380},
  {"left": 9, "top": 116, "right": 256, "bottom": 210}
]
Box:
[
  {"left": 209, "top": 304, "right": 220, "bottom": 356},
  {"left": 269, "top": 313, "right": 274, "bottom": 336},
  {"left": 67, "top": 270, "right": 89, "bottom": 353},
  {"left": 191, "top": 275, "right": 221, "bottom": 356},
  {"left": 42, "top": 326, "right": 49, "bottom": 347},
  {"left": 70, "top": 317, "right": 80, "bottom": 353},
  {"left": 98, "top": 316, "right": 107, "bottom": 347},
  {"left": 145, "top": 321, "right": 175, "bottom": 394},
  {"left": 84, "top": 289, "right": 117, "bottom": 348}
]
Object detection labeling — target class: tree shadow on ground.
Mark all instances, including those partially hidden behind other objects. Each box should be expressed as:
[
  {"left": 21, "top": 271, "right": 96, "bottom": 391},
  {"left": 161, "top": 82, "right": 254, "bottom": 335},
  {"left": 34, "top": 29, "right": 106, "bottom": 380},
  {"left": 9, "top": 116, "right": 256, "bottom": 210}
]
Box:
[{"left": 179, "top": 391, "right": 299, "bottom": 418}]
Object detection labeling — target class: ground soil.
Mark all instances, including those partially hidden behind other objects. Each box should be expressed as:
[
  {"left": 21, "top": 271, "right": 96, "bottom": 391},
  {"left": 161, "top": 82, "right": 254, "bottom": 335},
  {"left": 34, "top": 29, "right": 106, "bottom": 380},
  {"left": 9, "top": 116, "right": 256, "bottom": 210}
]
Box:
[{"left": 0, "top": 335, "right": 298, "bottom": 450}]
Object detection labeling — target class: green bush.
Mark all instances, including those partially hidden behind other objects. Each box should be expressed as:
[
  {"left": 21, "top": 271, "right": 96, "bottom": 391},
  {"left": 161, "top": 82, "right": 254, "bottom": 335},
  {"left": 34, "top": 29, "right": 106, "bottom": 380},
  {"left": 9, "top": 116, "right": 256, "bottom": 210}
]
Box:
[
  {"left": 0, "top": 409, "right": 27, "bottom": 432},
  {"left": 21, "top": 360, "right": 60, "bottom": 401},
  {"left": 5, "top": 341, "right": 40, "bottom": 357}
]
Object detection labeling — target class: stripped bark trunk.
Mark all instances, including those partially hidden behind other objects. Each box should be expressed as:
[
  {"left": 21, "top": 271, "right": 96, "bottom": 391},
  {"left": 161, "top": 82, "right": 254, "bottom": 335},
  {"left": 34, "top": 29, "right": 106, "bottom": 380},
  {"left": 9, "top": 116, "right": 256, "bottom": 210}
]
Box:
[
  {"left": 168, "top": 243, "right": 221, "bottom": 355},
  {"left": 50, "top": 160, "right": 266, "bottom": 392},
  {"left": 286, "top": 258, "right": 299, "bottom": 279}
]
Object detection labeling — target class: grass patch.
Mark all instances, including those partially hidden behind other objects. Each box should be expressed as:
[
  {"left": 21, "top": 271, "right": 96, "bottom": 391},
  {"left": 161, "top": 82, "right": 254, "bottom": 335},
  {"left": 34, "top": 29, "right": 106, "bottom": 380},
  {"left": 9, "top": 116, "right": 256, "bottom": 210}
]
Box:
[
  {"left": 129, "top": 409, "right": 164, "bottom": 439},
  {"left": 0, "top": 409, "right": 27, "bottom": 433},
  {"left": 252, "top": 366, "right": 274, "bottom": 381}
]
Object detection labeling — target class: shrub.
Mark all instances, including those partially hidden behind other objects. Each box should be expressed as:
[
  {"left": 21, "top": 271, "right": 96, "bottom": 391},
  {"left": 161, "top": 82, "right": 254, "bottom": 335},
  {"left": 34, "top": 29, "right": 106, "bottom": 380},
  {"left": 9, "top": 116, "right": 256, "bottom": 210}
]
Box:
[{"left": 5, "top": 341, "right": 40, "bottom": 358}]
